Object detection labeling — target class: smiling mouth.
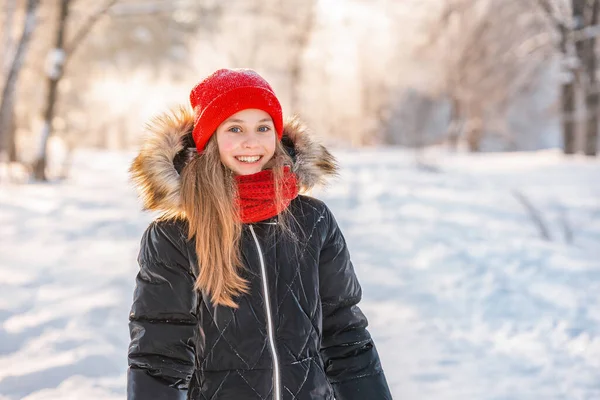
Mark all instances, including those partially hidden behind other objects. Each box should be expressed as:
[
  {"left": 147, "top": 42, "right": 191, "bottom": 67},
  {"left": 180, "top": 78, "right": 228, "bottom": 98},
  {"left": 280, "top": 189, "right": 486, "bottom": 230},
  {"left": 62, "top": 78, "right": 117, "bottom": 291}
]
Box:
[{"left": 235, "top": 156, "right": 262, "bottom": 163}]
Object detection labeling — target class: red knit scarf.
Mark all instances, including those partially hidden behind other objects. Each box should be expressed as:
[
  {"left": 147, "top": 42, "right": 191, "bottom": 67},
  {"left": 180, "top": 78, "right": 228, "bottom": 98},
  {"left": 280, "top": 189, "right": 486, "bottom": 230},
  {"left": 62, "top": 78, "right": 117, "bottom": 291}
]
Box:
[{"left": 235, "top": 166, "right": 299, "bottom": 223}]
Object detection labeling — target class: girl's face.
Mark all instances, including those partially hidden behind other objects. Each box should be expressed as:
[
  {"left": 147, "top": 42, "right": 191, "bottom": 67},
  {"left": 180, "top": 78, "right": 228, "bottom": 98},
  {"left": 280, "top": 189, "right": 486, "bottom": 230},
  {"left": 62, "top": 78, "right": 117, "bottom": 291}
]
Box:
[{"left": 216, "top": 109, "right": 277, "bottom": 175}]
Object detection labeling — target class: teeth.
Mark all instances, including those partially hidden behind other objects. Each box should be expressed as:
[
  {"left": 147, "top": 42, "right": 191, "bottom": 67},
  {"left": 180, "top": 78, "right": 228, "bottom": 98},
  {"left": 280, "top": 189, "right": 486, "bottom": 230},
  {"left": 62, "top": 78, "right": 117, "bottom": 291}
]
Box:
[{"left": 236, "top": 156, "right": 261, "bottom": 163}]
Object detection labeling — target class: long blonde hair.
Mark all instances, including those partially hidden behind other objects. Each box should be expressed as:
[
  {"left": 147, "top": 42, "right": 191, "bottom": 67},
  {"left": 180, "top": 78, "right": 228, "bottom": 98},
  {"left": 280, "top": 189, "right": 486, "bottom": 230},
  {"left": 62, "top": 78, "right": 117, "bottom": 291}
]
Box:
[{"left": 180, "top": 135, "right": 294, "bottom": 308}]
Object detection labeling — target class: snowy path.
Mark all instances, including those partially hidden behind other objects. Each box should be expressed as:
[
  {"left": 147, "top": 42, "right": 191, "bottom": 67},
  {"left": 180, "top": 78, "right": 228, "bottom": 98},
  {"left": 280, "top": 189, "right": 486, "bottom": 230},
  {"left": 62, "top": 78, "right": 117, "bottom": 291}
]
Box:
[{"left": 1, "top": 149, "right": 599, "bottom": 399}]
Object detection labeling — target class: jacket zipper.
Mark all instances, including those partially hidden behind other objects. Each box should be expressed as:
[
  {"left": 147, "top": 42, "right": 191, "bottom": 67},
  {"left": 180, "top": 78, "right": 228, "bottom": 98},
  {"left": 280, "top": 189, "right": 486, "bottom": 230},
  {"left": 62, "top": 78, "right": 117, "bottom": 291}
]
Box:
[{"left": 249, "top": 225, "right": 281, "bottom": 400}]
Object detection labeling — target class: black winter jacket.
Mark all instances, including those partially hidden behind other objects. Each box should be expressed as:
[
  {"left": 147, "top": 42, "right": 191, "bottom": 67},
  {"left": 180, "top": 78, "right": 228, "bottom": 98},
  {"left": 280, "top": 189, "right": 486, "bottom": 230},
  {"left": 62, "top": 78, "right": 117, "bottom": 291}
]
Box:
[{"left": 127, "top": 108, "right": 393, "bottom": 400}]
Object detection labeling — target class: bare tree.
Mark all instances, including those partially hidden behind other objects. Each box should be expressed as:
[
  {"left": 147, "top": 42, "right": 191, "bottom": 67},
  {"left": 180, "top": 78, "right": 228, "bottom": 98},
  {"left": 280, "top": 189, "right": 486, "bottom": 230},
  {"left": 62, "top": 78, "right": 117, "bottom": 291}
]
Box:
[
  {"left": 537, "top": 0, "right": 600, "bottom": 156},
  {"left": 582, "top": 0, "right": 599, "bottom": 156},
  {"left": 1, "top": 0, "right": 18, "bottom": 162},
  {"left": 285, "top": 2, "right": 317, "bottom": 114},
  {"left": 220, "top": 0, "right": 316, "bottom": 115},
  {"left": 32, "top": 0, "right": 118, "bottom": 181},
  {"left": 0, "top": 0, "right": 40, "bottom": 164},
  {"left": 31, "top": 0, "right": 70, "bottom": 181},
  {"left": 421, "top": 0, "right": 552, "bottom": 151},
  {"left": 2, "top": 0, "right": 17, "bottom": 73},
  {"left": 551, "top": 0, "right": 581, "bottom": 155}
]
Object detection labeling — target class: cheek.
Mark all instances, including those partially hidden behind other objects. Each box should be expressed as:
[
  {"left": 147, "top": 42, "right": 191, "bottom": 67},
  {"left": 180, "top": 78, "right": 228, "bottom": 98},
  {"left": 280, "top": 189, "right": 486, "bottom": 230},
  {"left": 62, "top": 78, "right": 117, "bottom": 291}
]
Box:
[
  {"left": 262, "top": 134, "right": 276, "bottom": 156},
  {"left": 216, "top": 134, "right": 237, "bottom": 158}
]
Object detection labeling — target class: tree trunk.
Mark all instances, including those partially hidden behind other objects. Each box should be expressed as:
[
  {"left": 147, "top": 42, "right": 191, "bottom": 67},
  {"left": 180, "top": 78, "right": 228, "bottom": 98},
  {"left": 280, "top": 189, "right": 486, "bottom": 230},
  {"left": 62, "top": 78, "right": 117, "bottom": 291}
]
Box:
[
  {"left": 3, "top": 0, "right": 19, "bottom": 163},
  {"left": 0, "top": 0, "right": 39, "bottom": 163},
  {"left": 32, "top": 0, "right": 70, "bottom": 181},
  {"left": 465, "top": 117, "right": 483, "bottom": 152},
  {"left": 2, "top": 0, "right": 17, "bottom": 72},
  {"left": 562, "top": 80, "right": 577, "bottom": 154},
  {"left": 7, "top": 108, "right": 17, "bottom": 162},
  {"left": 447, "top": 96, "right": 462, "bottom": 150},
  {"left": 560, "top": 22, "right": 578, "bottom": 155},
  {"left": 560, "top": 0, "right": 586, "bottom": 155},
  {"left": 30, "top": 0, "right": 117, "bottom": 179},
  {"left": 584, "top": 0, "right": 600, "bottom": 156},
  {"left": 465, "top": 101, "right": 483, "bottom": 152}
]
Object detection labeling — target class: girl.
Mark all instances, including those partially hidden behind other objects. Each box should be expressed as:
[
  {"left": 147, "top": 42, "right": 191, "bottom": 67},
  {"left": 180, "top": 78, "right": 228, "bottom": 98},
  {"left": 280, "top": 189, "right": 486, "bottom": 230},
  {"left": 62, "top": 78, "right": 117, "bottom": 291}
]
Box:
[{"left": 127, "top": 68, "right": 392, "bottom": 400}]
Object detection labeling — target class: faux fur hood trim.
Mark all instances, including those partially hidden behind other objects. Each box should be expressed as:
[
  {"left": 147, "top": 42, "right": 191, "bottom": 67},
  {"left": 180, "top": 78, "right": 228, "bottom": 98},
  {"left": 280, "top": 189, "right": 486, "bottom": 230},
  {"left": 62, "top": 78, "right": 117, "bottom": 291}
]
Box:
[{"left": 130, "top": 106, "right": 338, "bottom": 216}]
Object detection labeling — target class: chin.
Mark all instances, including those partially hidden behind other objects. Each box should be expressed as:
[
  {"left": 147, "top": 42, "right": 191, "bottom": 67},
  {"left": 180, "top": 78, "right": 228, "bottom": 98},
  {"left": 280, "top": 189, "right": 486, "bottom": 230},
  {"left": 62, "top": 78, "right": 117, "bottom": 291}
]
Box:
[
  {"left": 235, "top": 169, "right": 259, "bottom": 176},
  {"left": 232, "top": 165, "right": 265, "bottom": 176}
]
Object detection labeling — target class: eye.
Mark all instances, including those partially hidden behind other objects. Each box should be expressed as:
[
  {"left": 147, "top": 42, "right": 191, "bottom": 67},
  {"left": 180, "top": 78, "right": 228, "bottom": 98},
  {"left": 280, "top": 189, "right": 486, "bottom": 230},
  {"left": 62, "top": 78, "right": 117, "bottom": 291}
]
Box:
[
  {"left": 228, "top": 126, "right": 242, "bottom": 133},
  {"left": 258, "top": 125, "right": 271, "bottom": 132}
]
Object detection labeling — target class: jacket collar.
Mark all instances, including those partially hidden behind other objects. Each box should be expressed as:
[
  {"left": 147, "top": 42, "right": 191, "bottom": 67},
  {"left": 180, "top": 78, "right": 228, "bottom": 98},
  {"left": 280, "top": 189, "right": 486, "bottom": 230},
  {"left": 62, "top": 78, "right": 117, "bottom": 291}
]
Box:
[{"left": 129, "top": 106, "right": 338, "bottom": 218}]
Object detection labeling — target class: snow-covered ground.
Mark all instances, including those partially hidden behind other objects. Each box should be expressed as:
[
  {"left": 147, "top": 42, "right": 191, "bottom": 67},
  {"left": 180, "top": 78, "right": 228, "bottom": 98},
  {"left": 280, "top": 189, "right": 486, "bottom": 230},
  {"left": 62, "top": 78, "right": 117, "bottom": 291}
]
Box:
[{"left": 1, "top": 148, "right": 599, "bottom": 400}]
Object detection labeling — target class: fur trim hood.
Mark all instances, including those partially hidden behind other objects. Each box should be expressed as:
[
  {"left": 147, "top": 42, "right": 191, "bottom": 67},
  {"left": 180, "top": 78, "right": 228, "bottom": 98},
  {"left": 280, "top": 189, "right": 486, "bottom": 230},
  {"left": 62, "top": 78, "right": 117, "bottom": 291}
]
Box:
[{"left": 130, "top": 106, "right": 338, "bottom": 216}]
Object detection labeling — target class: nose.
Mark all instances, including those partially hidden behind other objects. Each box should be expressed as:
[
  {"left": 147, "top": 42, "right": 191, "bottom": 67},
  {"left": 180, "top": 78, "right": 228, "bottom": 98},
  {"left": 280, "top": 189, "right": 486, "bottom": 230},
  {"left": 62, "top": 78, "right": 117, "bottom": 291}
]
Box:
[{"left": 241, "top": 132, "right": 259, "bottom": 148}]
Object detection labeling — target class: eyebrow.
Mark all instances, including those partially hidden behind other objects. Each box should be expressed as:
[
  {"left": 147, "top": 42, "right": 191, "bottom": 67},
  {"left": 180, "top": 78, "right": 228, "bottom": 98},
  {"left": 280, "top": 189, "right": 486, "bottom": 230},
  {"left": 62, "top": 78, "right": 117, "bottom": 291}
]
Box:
[{"left": 224, "top": 118, "right": 272, "bottom": 123}]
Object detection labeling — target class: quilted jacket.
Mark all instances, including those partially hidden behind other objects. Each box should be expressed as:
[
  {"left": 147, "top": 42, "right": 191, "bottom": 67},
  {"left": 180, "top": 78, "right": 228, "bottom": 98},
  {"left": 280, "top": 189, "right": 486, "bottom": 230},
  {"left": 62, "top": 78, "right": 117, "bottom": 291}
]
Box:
[{"left": 127, "top": 107, "right": 393, "bottom": 400}]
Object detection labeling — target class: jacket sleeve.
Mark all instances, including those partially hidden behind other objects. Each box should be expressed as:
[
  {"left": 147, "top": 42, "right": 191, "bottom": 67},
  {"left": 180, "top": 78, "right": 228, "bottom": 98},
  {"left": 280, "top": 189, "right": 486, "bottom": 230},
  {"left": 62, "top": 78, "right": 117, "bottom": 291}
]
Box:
[
  {"left": 318, "top": 205, "right": 393, "bottom": 400},
  {"left": 127, "top": 221, "right": 199, "bottom": 400}
]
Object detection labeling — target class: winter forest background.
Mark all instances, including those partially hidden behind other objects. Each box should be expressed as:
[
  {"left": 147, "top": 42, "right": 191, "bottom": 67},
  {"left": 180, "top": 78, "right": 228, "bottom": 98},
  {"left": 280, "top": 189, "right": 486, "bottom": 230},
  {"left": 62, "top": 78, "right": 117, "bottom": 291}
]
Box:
[{"left": 1, "top": 0, "right": 599, "bottom": 399}]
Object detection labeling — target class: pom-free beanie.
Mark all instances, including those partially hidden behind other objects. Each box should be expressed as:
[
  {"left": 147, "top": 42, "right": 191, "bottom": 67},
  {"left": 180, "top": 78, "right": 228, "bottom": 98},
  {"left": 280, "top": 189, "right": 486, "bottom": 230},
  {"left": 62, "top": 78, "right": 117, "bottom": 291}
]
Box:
[{"left": 189, "top": 68, "right": 284, "bottom": 152}]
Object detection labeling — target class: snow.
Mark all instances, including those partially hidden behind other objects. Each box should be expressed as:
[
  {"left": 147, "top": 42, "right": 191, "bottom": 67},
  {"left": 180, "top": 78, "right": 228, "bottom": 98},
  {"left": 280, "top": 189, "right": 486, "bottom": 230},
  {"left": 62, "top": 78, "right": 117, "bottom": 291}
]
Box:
[{"left": 1, "top": 148, "right": 599, "bottom": 399}]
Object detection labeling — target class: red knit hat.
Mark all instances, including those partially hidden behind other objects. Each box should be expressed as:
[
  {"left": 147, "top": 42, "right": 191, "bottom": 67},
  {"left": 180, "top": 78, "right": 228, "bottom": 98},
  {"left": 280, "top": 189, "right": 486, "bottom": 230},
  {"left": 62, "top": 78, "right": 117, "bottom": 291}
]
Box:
[{"left": 189, "top": 68, "right": 284, "bottom": 152}]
